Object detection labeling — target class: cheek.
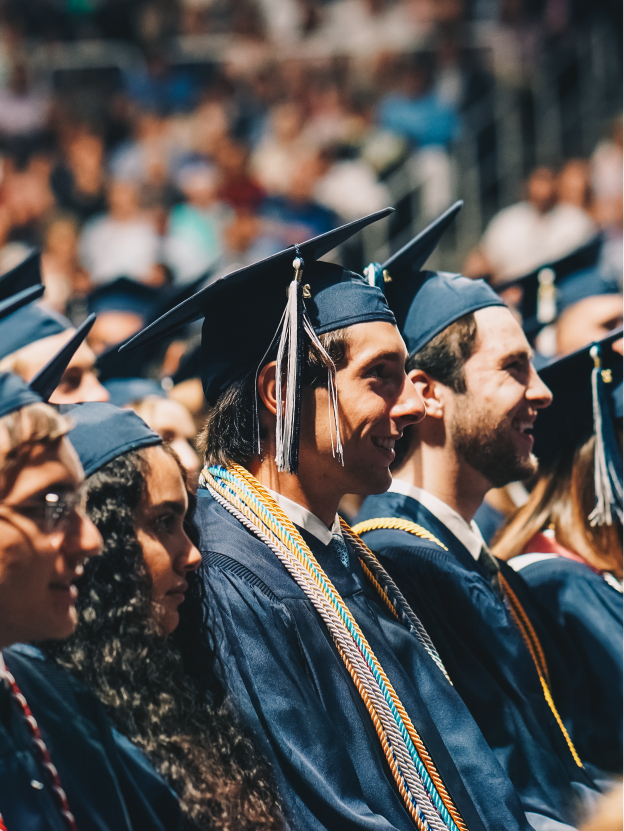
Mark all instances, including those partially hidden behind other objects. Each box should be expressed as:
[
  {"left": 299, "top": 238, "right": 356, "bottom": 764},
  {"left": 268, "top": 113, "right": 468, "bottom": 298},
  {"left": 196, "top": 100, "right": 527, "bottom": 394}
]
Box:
[{"left": 137, "top": 535, "right": 173, "bottom": 600}]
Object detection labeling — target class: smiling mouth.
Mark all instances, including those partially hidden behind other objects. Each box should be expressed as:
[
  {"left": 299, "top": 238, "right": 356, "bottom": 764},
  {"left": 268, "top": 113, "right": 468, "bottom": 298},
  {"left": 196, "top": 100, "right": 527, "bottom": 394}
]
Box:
[
  {"left": 49, "top": 582, "right": 78, "bottom": 599},
  {"left": 511, "top": 420, "right": 534, "bottom": 436},
  {"left": 372, "top": 437, "right": 396, "bottom": 452}
]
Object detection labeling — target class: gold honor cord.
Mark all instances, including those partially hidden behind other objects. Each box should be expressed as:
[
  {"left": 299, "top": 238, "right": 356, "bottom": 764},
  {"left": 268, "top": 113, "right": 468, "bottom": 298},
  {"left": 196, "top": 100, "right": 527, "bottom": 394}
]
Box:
[
  {"left": 204, "top": 466, "right": 468, "bottom": 831},
  {"left": 354, "top": 517, "right": 584, "bottom": 769}
]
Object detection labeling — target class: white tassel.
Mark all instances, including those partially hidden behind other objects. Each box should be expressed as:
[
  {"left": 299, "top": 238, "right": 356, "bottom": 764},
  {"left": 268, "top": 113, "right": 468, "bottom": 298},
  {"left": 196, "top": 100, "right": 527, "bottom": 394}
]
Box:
[
  {"left": 303, "top": 316, "right": 344, "bottom": 466},
  {"left": 275, "top": 278, "right": 301, "bottom": 472},
  {"left": 589, "top": 348, "right": 615, "bottom": 527}
]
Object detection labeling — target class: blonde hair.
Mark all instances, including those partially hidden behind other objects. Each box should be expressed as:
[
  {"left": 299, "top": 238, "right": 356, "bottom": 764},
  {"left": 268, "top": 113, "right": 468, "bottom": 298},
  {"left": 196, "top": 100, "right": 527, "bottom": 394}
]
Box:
[
  {"left": 0, "top": 402, "right": 72, "bottom": 498},
  {"left": 492, "top": 435, "right": 623, "bottom": 577}
]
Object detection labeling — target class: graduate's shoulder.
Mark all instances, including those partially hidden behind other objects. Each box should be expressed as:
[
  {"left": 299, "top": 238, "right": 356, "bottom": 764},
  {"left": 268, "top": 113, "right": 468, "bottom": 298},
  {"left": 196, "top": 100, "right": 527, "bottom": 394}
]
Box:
[{"left": 194, "top": 489, "right": 308, "bottom": 600}]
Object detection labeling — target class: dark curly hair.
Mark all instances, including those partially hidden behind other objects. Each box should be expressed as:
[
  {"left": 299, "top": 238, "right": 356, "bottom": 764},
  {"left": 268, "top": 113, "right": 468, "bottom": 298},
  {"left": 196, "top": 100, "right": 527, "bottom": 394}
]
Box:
[{"left": 44, "top": 445, "right": 283, "bottom": 831}]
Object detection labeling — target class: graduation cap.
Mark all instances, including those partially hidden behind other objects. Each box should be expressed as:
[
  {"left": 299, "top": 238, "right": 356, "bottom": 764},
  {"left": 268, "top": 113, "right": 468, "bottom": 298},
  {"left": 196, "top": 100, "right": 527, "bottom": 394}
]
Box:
[
  {"left": 86, "top": 277, "right": 161, "bottom": 320},
  {"left": 0, "top": 371, "right": 42, "bottom": 418},
  {"left": 0, "top": 314, "right": 97, "bottom": 418},
  {"left": 121, "top": 209, "right": 395, "bottom": 473},
  {"left": 96, "top": 341, "right": 166, "bottom": 406},
  {"left": 533, "top": 327, "right": 623, "bottom": 526},
  {"left": 65, "top": 402, "right": 162, "bottom": 478},
  {"left": 0, "top": 251, "right": 41, "bottom": 303},
  {"left": 365, "top": 202, "right": 505, "bottom": 358},
  {"left": 495, "top": 236, "right": 609, "bottom": 338},
  {"left": 0, "top": 284, "right": 45, "bottom": 321},
  {"left": 0, "top": 299, "right": 71, "bottom": 361},
  {"left": 29, "top": 314, "right": 97, "bottom": 402}
]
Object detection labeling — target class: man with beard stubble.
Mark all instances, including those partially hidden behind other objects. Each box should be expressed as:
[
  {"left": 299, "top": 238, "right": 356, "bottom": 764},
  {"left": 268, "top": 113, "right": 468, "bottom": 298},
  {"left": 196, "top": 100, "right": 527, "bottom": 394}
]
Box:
[{"left": 355, "top": 209, "right": 602, "bottom": 831}]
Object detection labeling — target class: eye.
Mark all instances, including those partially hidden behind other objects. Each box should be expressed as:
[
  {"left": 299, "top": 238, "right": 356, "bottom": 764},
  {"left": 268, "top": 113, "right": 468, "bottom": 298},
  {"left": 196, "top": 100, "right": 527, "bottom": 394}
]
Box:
[
  {"left": 365, "top": 364, "right": 386, "bottom": 379},
  {"left": 155, "top": 512, "right": 176, "bottom": 533},
  {"left": 59, "top": 368, "right": 83, "bottom": 392}
]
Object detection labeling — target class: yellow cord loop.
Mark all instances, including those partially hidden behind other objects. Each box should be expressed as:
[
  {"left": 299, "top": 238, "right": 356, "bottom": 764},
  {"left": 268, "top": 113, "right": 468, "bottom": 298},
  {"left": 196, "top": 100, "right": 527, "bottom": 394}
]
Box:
[
  {"left": 355, "top": 516, "right": 583, "bottom": 770},
  {"left": 353, "top": 517, "right": 449, "bottom": 550}
]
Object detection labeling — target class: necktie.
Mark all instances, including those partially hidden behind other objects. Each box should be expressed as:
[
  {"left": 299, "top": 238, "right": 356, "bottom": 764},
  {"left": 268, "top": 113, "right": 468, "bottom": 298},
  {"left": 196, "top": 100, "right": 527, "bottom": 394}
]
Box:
[
  {"left": 478, "top": 545, "right": 504, "bottom": 600},
  {"left": 328, "top": 533, "right": 350, "bottom": 570}
]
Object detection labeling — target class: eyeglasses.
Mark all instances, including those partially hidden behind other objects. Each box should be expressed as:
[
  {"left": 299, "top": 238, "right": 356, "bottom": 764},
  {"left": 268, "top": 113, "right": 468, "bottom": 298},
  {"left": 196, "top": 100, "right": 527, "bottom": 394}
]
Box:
[{"left": 3, "top": 487, "right": 86, "bottom": 535}]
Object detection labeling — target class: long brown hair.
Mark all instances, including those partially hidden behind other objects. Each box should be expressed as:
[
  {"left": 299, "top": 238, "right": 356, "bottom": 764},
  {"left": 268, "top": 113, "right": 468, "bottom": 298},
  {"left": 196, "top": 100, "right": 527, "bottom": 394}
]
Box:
[{"left": 492, "top": 435, "right": 623, "bottom": 577}]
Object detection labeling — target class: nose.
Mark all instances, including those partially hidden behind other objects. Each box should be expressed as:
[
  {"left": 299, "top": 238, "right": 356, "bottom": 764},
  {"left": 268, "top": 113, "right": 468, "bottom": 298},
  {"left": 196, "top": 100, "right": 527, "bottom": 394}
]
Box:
[
  {"left": 83, "top": 372, "right": 110, "bottom": 403},
  {"left": 526, "top": 364, "right": 553, "bottom": 409},
  {"left": 391, "top": 374, "right": 426, "bottom": 429},
  {"left": 180, "top": 539, "right": 201, "bottom": 574},
  {"left": 62, "top": 509, "right": 102, "bottom": 562}
]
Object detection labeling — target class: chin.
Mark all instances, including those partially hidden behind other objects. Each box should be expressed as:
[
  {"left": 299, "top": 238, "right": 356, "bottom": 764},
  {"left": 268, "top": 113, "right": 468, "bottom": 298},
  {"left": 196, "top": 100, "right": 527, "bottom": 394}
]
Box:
[{"left": 353, "top": 466, "right": 393, "bottom": 497}]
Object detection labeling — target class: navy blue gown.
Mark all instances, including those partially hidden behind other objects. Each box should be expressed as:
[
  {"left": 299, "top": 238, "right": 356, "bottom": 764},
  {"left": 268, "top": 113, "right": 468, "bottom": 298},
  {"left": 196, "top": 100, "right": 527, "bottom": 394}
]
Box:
[
  {"left": 0, "top": 644, "right": 181, "bottom": 831},
  {"left": 355, "top": 490, "right": 599, "bottom": 829},
  {"left": 511, "top": 551, "right": 623, "bottom": 774},
  {"left": 193, "top": 489, "right": 533, "bottom": 831}
]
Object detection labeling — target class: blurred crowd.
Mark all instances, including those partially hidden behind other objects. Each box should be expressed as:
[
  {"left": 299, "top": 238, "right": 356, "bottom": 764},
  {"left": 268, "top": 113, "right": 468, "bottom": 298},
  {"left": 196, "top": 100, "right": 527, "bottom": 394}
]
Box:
[{"left": 0, "top": 0, "right": 620, "bottom": 470}]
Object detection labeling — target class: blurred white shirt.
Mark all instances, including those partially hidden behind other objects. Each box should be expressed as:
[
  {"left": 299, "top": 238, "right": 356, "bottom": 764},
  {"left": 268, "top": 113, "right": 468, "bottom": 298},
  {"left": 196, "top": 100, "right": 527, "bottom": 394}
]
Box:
[
  {"left": 79, "top": 215, "right": 160, "bottom": 284},
  {"left": 482, "top": 201, "right": 596, "bottom": 282}
]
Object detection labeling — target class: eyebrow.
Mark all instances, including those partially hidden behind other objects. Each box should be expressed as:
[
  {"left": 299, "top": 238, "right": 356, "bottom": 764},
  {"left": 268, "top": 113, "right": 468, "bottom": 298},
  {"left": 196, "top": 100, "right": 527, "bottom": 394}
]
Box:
[
  {"left": 503, "top": 348, "right": 533, "bottom": 363},
  {"left": 361, "top": 350, "right": 406, "bottom": 367},
  {"left": 150, "top": 500, "right": 187, "bottom": 515}
]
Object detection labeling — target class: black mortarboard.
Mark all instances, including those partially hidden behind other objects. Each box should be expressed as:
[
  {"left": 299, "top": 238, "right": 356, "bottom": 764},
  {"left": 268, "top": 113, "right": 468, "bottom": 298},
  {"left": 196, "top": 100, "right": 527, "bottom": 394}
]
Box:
[
  {"left": 0, "top": 300, "right": 71, "bottom": 360},
  {"left": 121, "top": 209, "right": 395, "bottom": 473},
  {"left": 365, "top": 202, "right": 505, "bottom": 358},
  {"left": 495, "top": 236, "right": 608, "bottom": 338},
  {"left": 0, "top": 252, "right": 41, "bottom": 302},
  {"left": 65, "top": 402, "right": 162, "bottom": 477},
  {"left": 96, "top": 341, "right": 166, "bottom": 406},
  {"left": 0, "top": 371, "right": 42, "bottom": 418},
  {"left": 29, "top": 314, "right": 97, "bottom": 402},
  {"left": 533, "top": 327, "right": 623, "bottom": 525},
  {"left": 0, "top": 285, "right": 45, "bottom": 321},
  {"left": 86, "top": 277, "right": 161, "bottom": 319}
]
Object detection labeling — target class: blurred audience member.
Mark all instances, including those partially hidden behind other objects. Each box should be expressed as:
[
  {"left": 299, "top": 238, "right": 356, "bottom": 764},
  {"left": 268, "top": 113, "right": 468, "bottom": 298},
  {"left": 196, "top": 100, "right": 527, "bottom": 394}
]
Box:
[
  {"left": 481, "top": 166, "right": 596, "bottom": 282},
  {"left": 591, "top": 116, "right": 623, "bottom": 227},
  {"left": 50, "top": 131, "right": 107, "bottom": 223},
  {"left": 251, "top": 102, "right": 313, "bottom": 196},
  {"left": 217, "top": 140, "right": 265, "bottom": 212},
  {"left": 131, "top": 395, "right": 200, "bottom": 481},
  {"left": 164, "top": 161, "right": 232, "bottom": 284},
  {"left": 124, "top": 48, "right": 198, "bottom": 115},
  {"left": 377, "top": 55, "right": 459, "bottom": 150},
  {"left": 109, "top": 110, "right": 175, "bottom": 187},
  {"left": 41, "top": 213, "right": 86, "bottom": 313},
  {"left": 260, "top": 152, "right": 338, "bottom": 244},
  {"left": 314, "top": 145, "right": 391, "bottom": 222},
  {"left": 0, "top": 62, "right": 50, "bottom": 145},
  {"left": 558, "top": 159, "right": 593, "bottom": 214},
  {"left": 79, "top": 179, "right": 160, "bottom": 284},
  {"left": 0, "top": 154, "right": 55, "bottom": 248}
]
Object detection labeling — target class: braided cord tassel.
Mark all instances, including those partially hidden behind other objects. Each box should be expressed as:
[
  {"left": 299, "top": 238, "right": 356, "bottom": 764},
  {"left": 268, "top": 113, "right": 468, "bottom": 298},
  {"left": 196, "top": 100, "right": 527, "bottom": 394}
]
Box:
[
  {"left": 498, "top": 573, "right": 583, "bottom": 768},
  {"left": 205, "top": 465, "right": 468, "bottom": 831},
  {"left": 4, "top": 669, "right": 78, "bottom": 830},
  {"left": 343, "top": 522, "right": 451, "bottom": 684}
]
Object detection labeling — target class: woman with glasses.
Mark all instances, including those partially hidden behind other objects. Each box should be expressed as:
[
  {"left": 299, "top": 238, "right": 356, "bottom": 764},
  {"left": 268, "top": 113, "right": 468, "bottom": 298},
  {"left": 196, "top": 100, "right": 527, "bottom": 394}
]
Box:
[
  {"left": 0, "top": 372, "right": 181, "bottom": 831},
  {"left": 45, "top": 402, "right": 284, "bottom": 831}
]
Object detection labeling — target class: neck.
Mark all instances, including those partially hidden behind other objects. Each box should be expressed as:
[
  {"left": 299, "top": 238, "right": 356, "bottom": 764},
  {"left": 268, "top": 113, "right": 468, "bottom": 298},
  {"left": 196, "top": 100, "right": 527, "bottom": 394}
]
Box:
[
  {"left": 248, "top": 455, "right": 341, "bottom": 529},
  {"left": 392, "top": 436, "right": 490, "bottom": 523}
]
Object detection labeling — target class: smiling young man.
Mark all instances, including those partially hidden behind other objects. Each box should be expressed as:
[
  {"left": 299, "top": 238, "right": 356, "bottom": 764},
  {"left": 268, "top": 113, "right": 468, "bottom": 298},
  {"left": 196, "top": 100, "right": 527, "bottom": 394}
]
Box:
[
  {"left": 0, "top": 372, "right": 182, "bottom": 830},
  {"left": 355, "top": 219, "right": 601, "bottom": 830},
  {"left": 123, "top": 213, "right": 535, "bottom": 831}
]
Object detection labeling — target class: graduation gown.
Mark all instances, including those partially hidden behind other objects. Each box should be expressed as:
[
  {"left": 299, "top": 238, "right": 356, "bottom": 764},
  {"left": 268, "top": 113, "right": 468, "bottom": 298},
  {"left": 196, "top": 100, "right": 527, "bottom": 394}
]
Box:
[
  {"left": 511, "top": 545, "right": 623, "bottom": 774},
  {"left": 0, "top": 644, "right": 181, "bottom": 831},
  {"left": 355, "top": 490, "right": 599, "bottom": 829},
  {"left": 194, "top": 489, "right": 532, "bottom": 831}
]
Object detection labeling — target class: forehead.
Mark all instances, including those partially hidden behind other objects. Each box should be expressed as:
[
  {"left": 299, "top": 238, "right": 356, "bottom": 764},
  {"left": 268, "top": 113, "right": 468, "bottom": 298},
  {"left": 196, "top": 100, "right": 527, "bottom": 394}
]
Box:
[
  {"left": 471, "top": 306, "right": 531, "bottom": 362},
  {"left": 342, "top": 321, "right": 407, "bottom": 364},
  {"left": 141, "top": 446, "right": 186, "bottom": 503},
  {"left": 4, "top": 437, "right": 82, "bottom": 502}
]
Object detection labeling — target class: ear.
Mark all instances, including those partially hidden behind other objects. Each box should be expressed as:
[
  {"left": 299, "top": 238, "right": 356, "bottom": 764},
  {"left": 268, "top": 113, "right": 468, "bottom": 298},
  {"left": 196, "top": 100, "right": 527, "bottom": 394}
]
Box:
[
  {"left": 407, "top": 368, "right": 444, "bottom": 420},
  {"left": 257, "top": 361, "right": 279, "bottom": 416}
]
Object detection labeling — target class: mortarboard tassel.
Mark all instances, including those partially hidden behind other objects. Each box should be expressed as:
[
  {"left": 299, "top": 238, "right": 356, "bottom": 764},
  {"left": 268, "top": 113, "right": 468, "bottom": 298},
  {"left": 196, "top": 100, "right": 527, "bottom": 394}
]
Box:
[
  {"left": 303, "top": 315, "right": 343, "bottom": 466},
  {"left": 588, "top": 344, "right": 623, "bottom": 526},
  {"left": 275, "top": 254, "right": 305, "bottom": 473}
]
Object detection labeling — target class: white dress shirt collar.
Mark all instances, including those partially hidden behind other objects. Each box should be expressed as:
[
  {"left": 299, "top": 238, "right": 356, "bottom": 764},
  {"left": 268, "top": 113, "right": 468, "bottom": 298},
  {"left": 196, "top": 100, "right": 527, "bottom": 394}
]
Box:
[
  {"left": 266, "top": 488, "right": 342, "bottom": 546},
  {"left": 389, "top": 478, "right": 485, "bottom": 560}
]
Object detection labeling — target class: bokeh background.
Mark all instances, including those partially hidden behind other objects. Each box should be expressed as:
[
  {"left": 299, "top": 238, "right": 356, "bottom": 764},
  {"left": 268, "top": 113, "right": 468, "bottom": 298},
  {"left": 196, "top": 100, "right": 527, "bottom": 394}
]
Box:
[{"left": 0, "top": 0, "right": 621, "bottom": 447}]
